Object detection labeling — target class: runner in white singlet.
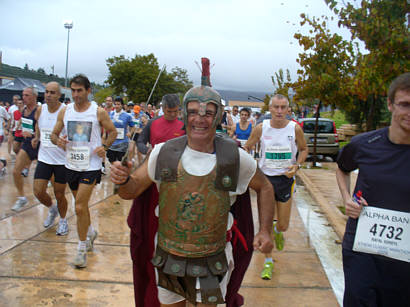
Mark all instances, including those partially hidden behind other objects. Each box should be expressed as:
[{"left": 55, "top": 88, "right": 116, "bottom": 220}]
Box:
[
  {"left": 244, "top": 94, "right": 308, "bottom": 280},
  {"left": 32, "top": 82, "right": 69, "bottom": 235},
  {"left": 51, "top": 74, "right": 117, "bottom": 269}
]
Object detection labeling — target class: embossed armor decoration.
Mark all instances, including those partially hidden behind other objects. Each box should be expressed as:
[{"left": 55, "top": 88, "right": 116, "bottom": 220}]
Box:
[{"left": 158, "top": 162, "right": 231, "bottom": 257}]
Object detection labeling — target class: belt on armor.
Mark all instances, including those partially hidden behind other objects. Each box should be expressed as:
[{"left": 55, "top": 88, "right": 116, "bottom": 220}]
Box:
[{"left": 152, "top": 246, "right": 228, "bottom": 305}]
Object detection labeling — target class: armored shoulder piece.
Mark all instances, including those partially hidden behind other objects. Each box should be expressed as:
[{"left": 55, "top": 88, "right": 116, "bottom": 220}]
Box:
[{"left": 155, "top": 134, "right": 239, "bottom": 191}]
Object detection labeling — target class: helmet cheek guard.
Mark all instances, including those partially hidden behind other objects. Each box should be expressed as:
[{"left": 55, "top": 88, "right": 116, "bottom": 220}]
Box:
[{"left": 183, "top": 86, "right": 223, "bottom": 128}]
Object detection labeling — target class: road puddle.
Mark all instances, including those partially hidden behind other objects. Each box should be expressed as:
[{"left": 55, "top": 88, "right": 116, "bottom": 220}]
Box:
[{"left": 295, "top": 185, "right": 344, "bottom": 306}]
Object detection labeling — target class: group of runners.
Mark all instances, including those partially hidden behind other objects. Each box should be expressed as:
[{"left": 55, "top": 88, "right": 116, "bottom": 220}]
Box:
[
  {"left": 1, "top": 75, "right": 117, "bottom": 269},
  {"left": 1, "top": 68, "right": 408, "bottom": 306}
]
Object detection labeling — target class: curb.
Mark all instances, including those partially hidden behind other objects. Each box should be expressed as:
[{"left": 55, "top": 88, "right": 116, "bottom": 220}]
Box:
[{"left": 297, "top": 169, "right": 347, "bottom": 241}]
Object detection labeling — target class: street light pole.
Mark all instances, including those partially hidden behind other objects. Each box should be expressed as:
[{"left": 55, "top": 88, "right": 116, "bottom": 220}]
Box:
[{"left": 64, "top": 20, "right": 73, "bottom": 88}]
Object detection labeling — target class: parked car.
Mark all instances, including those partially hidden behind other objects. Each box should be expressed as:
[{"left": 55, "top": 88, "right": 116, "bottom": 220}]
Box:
[{"left": 299, "top": 118, "right": 339, "bottom": 161}]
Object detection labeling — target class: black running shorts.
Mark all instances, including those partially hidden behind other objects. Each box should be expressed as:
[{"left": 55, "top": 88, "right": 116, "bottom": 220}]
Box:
[
  {"left": 266, "top": 175, "right": 295, "bottom": 203},
  {"left": 65, "top": 168, "right": 101, "bottom": 191},
  {"left": 21, "top": 140, "right": 38, "bottom": 161},
  {"left": 34, "top": 161, "right": 67, "bottom": 184}
]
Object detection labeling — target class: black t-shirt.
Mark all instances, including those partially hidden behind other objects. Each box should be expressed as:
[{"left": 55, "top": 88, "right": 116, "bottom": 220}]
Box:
[{"left": 337, "top": 127, "right": 410, "bottom": 250}]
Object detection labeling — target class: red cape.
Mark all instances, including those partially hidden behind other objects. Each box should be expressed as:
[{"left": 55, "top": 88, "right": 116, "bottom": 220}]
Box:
[{"left": 127, "top": 184, "right": 254, "bottom": 307}]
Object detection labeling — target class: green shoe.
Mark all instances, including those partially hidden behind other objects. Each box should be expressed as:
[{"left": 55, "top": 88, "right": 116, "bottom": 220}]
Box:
[
  {"left": 261, "top": 261, "right": 274, "bottom": 280},
  {"left": 273, "top": 221, "right": 285, "bottom": 251},
  {"left": 274, "top": 228, "right": 284, "bottom": 251}
]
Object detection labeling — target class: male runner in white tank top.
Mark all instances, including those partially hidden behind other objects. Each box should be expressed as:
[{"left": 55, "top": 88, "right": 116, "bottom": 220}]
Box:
[
  {"left": 51, "top": 74, "right": 117, "bottom": 269},
  {"left": 32, "top": 82, "right": 69, "bottom": 235},
  {"left": 244, "top": 94, "right": 308, "bottom": 280}
]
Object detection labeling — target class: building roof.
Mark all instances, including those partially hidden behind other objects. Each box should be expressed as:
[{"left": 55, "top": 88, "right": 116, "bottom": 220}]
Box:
[
  {"left": 227, "top": 100, "right": 264, "bottom": 108},
  {"left": 0, "top": 77, "right": 45, "bottom": 92}
]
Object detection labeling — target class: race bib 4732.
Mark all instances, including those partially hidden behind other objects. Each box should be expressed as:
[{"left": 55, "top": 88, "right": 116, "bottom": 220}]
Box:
[{"left": 353, "top": 206, "right": 410, "bottom": 263}]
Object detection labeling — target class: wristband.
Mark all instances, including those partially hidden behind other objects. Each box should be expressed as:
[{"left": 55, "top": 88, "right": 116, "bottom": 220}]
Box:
[
  {"left": 119, "top": 176, "right": 130, "bottom": 186},
  {"left": 103, "top": 144, "right": 109, "bottom": 151}
]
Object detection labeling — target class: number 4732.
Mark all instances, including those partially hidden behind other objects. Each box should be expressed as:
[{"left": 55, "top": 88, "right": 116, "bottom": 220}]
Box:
[{"left": 369, "top": 224, "right": 403, "bottom": 240}]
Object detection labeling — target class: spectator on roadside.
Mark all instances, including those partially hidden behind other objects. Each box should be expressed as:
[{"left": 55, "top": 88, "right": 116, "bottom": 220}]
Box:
[{"left": 335, "top": 72, "right": 410, "bottom": 306}]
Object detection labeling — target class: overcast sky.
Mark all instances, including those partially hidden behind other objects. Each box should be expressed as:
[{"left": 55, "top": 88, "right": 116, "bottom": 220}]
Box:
[{"left": 1, "top": 0, "right": 351, "bottom": 92}]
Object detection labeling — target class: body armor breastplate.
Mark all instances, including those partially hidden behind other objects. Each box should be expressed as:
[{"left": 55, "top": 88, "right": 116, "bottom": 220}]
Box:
[
  {"left": 158, "top": 163, "right": 230, "bottom": 257},
  {"left": 155, "top": 135, "right": 240, "bottom": 257}
]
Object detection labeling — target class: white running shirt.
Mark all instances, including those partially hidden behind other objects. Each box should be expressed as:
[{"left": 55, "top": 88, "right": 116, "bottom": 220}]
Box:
[
  {"left": 63, "top": 103, "right": 102, "bottom": 171},
  {"left": 259, "top": 119, "right": 297, "bottom": 176},
  {"left": 38, "top": 104, "right": 66, "bottom": 165}
]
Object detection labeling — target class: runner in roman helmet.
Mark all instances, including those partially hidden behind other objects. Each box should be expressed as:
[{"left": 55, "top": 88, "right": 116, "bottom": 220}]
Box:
[{"left": 110, "top": 57, "right": 274, "bottom": 306}]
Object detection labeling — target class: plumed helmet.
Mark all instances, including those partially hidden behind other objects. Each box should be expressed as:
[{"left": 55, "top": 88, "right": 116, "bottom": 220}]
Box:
[{"left": 182, "top": 58, "right": 223, "bottom": 128}]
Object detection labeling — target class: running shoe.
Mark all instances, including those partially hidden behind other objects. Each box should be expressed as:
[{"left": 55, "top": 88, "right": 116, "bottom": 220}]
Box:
[
  {"left": 21, "top": 168, "right": 29, "bottom": 177},
  {"left": 56, "top": 219, "right": 69, "bottom": 236},
  {"left": 261, "top": 261, "right": 274, "bottom": 280},
  {"left": 86, "top": 230, "right": 98, "bottom": 252},
  {"left": 73, "top": 249, "right": 87, "bottom": 268},
  {"left": 11, "top": 198, "right": 28, "bottom": 211},
  {"left": 273, "top": 222, "right": 285, "bottom": 251},
  {"left": 43, "top": 206, "right": 58, "bottom": 228},
  {"left": 0, "top": 168, "right": 6, "bottom": 178}
]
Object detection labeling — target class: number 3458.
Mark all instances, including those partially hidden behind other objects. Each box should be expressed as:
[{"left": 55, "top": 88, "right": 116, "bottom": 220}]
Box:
[{"left": 70, "top": 153, "right": 85, "bottom": 160}]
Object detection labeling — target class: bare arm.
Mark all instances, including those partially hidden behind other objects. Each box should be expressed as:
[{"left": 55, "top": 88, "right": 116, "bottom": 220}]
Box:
[
  {"left": 284, "top": 124, "right": 308, "bottom": 178},
  {"left": 137, "top": 120, "right": 153, "bottom": 154},
  {"left": 248, "top": 168, "right": 274, "bottom": 253},
  {"left": 127, "top": 125, "right": 136, "bottom": 138},
  {"left": 31, "top": 106, "right": 42, "bottom": 148},
  {"left": 96, "top": 107, "right": 117, "bottom": 157},
  {"left": 50, "top": 107, "right": 67, "bottom": 150},
  {"left": 5, "top": 110, "right": 12, "bottom": 131},
  {"left": 295, "top": 124, "right": 308, "bottom": 164},
  {"left": 110, "top": 157, "right": 153, "bottom": 199},
  {"left": 243, "top": 123, "right": 262, "bottom": 153},
  {"left": 336, "top": 168, "right": 367, "bottom": 218}
]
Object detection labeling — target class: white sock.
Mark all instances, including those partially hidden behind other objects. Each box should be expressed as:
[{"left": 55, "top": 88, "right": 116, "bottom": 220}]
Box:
[
  {"left": 274, "top": 225, "right": 281, "bottom": 233},
  {"left": 87, "top": 225, "right": 94, "bottom": 237},
  {"left": 60, "top": 218, "right": 67, "bottom": 223},
  {"left": 50, "top": 204, "right": 57, "bottom": 212},
  {"left": 265, "top": 258, "right": 273, "bottom": 264},
  {"left": 78, "top": 240, "right": 87, "bottom": 251},
  {"left": 19, "top": 196, "right": 27, "bottom": 201}
]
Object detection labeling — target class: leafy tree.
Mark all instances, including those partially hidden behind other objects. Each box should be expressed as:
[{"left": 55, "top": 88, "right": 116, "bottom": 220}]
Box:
[
  {"left": 325, "top": 0, "right": 410, "bottom": 130},
  {"left": 37, "top": 67, "right": 46, "bottom": 74},
  {"left": 293, "top": 13, "right": 356, "bottom": 165},
  {"left": 106, "top": 53, "right": 193, "bottom": 105},
  {"left": 261, "top": 94, "right": 271, "bottom": 113},
  {"left": 94, "top": 86, "right": 115, "bottom": 105},
  {"left": 272, "top": 68, "right": 292, "bottom": 98},
  {"left": 293, "top": 14, "right": 356, "bottom": 110},
  {"left": 24, "top": 63, "right": 29, "bottom": 70},
  {"left": 263, "top": 68, "right": 295, "bottom": 113}
]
